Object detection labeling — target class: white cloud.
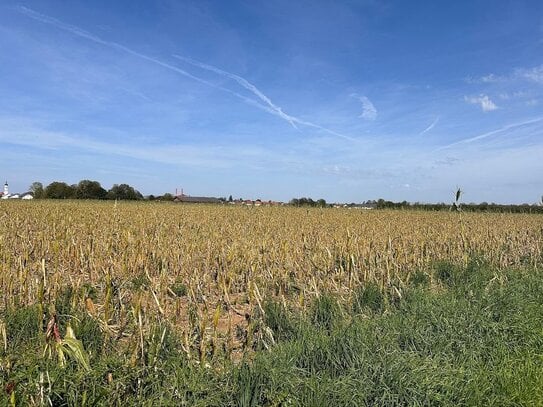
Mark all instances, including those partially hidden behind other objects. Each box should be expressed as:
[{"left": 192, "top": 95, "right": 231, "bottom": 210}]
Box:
[
  {"left": 515, "top": 65, "right": 543, "bottom": 84},
  {"left": 464, "top": 94, "right": 498, "bottom": 112},
  {"left": 480, "top": 73, "right": 501, "bottom": 83},
  {"left": 0, "top": 116, "right": 270, "bottom": 168},
  {"left": 499, "top": 91, "right": 532, "bottom": 101},
  {"left": 465, "top": 73, "right": 505, "bottom": 84},
  {"left": 469, "top": 65, "right": 543, "bottom": 86},
  {"left": 351, "top": 94, "right": 377, "bottom": 120}
]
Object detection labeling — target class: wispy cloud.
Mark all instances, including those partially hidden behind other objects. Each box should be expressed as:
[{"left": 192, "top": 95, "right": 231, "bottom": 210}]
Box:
[
  {"left": 515, "top": 65, "right": 543, "bottom": 84},
  {"left": 480, "top": 73, "right": 501, "bottom": 83},
  {"left": 0, "top": 116, "right": 271, "bottom": 168},
  {"left": 467, "top": 64, "right": 543, "bottom": 85},
  {"left": 419, "top": 116, "right": 440, "bottom": 135},
  {"left": 465, "top": 73, "right": 505, "bottom": 84},
  {"left": 350, "top": 94, "right": 377, "bottom": 120},
  {"left": 438, "top": 116, "right": 543, "bottom": 150},
  {"left": 433, "top": 156, "right": 461, "bottom": 166},
  {"left": 17, "top": 6, "right": 357, "bottom": 142},
  {"left": 464, "top": 94, "right": 498, "bottom": 112},
  {"left": 321, "top": 164, "right": 394, "bottom": 179}
]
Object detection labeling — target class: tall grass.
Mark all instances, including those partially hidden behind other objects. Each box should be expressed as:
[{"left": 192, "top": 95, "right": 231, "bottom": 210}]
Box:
[{"left": 2, "top": 261, "right": 543, "bottom": 405}]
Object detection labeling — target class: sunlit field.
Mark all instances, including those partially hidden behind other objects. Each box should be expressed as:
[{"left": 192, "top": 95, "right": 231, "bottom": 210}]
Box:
[{"left": 1, "top": 200, "right": 542, "bottom": 405}]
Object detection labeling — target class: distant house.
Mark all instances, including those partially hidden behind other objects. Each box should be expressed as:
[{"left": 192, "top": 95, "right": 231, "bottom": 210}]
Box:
[
  {"left": 333, "top": 202, "right": 376, "bottom": 209},
  {"left": 231, "top": 199, "right": 283, "bottom": 206},
  {"left": 21, "top": 193, "right": 34, "bottom": 200}
]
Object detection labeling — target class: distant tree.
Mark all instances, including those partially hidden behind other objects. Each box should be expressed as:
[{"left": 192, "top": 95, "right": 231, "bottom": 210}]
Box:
[
  {"left": 289, "top": 197, "right": 325, "bottom": 207},
  {"left": 75, "top": 180, "right": 107, "bottom": 200},
  {"left": 29, "top": 182, "right": 44, "bottom": 199},
  {"left": 228, "top": 195, "right": 233, "bottom": 202},
  {"left": 147, "top": 194, "right": 156, "bottom": 201},
  {"left": 44, "top": 182, "right": 75, "bottom": 199},
  {"left": 107, "top": 184, "right": 143, "bottom": 200},
  {"left": 161, "top": 193, "right": 174, "bottom": 201},
  {"left": 478, "top": 202, "right": 489, "bottom": 211},
  {"left": 289, "top": 198, "right": 300, "bottom": 206}
]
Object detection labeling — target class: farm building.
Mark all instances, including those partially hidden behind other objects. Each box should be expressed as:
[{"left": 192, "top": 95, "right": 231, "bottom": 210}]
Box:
[{"left": 174, "top": 194, "right": 221, "bottom": 204}]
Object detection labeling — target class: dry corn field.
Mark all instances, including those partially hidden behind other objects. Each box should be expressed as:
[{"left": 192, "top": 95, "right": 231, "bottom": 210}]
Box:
[{"left": 1, "top": 200, "right": 542, "bottom": 360}]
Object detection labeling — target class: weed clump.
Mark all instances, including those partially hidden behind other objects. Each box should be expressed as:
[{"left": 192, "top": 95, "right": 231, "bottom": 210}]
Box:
[
  {"left": 73, "top": 314, "right": 105, "bottom": 357},
  {"left": 3, "top": 305, "right": 42, "bottom": 350},
  {"left": 434, "top": 261, "right": 462, "bottom": 287},
  {"left": 352, "top": 282, "right": 384, "bottom": 314},
  {"left": 309, "top": 295, "right": 342, "bottom": 331},
  {"left": 169, "top": 280, "right": 188, "bottom": 297},
  {"left": 131, "top": 272, "right": 148, "bottom": 291},
  {"left": 263, "top": 301, "right": 297, "bottom": 342},
  {"left": 410, "top": 270, "right": 430, "bottom": 288}
]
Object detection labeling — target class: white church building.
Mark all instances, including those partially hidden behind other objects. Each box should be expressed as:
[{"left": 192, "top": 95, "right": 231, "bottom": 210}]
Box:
[{"left": 1, "top": 182, "right": 33, "bottom": 200}]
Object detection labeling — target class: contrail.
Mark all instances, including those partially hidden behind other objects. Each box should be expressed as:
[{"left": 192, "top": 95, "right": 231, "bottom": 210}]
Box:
[
  {"left": 173, "top": 55, "right": 299, "bottom": 129},
  {"left": 17, "top": 6, "right": 357, "bottom": 142},
  {"left": 16, "top": 7, "right": 265, "bottom": 106},
  {"left": 419, "top": 116, "right": 439, "bottom": 135},
  {"left": 173, "top": 55, "right": 358, "bottom": 142},
  {"left": 437, "top": 116, "right": 543, "bottom": 151}
]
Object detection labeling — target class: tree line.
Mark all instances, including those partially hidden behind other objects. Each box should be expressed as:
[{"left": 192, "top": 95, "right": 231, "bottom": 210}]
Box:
[
  {"left": 289, "top": 197, "right": 328, "bottom": 207},
  {"left": 374, "top": 199, "right": 543, "bottom": 214},
  {"left": 29, "top": 180, "right": 143, "bottom": 200}
]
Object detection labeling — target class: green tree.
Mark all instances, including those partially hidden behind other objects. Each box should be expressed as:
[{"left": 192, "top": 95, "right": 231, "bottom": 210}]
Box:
[
  {"left": 107, "top": 184, "right": 143, "bottom": 200},
  {"left": 29, "top": 182, "right": 44, "bottom": 199},
  {"left": 75, "top": 180, "right": 107, "bottom": 200},
  {"left": 44, "top": 182, "right": 75, "bottom": 199}
]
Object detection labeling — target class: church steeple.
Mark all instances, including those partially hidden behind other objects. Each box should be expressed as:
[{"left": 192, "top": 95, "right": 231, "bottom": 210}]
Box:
[{"left": 3, "top": 181, "right": 8, "bottom": 196}]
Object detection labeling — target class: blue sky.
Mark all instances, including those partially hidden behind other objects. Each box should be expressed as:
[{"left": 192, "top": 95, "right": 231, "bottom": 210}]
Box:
[{"left": 1, "top": 0, "right": 542, "bottom": 203}]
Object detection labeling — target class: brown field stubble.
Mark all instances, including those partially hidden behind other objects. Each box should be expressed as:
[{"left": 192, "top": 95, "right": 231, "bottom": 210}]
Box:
[{"left": 0, "top": 200, "right": 541, "bottom": 359}]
